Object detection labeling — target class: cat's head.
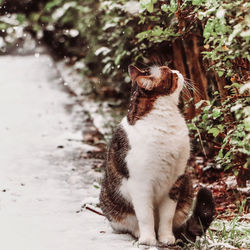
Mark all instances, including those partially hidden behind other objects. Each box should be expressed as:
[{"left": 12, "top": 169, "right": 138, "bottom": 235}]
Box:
[{"left": 128, "top": 65, "right": 184, "bottom": 96}]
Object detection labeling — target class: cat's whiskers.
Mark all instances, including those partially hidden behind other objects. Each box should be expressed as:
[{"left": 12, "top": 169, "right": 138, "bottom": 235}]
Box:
[
  {"left": 181, "top": 81, "right": 193, "bottom": 99},
  {"left": 181, "top": 88, "right": 192, "bottom": 100},
  {"left": 183, "top": 78, "right": 202, "bottom": 99},
  {"left": 183, "top": 77, "right": 201, "bottom": 93}
]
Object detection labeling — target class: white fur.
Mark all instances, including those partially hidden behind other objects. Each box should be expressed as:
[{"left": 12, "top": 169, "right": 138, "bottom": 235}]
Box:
[
  {"left": 150, "top": 66, "right": 161, "bottom": 78},
  {"left": 117, "top": 74, "right": 190, "bottom": 245},
  {"left": 111, "top": 215, "right": 139, "bottom": 238},
  {"left": 172, "top": 70, "right": 184, "bottom": 92}
]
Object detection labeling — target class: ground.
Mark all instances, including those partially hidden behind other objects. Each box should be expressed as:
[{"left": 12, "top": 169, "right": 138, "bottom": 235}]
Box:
[{"left": 0, "top": 48, "right": 140, "bottom": 250}]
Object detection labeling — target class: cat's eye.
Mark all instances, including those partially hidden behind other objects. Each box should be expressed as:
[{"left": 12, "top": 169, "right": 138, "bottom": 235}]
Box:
[{"left": 143, "top": 70, "right": 150, "bottom": 76}]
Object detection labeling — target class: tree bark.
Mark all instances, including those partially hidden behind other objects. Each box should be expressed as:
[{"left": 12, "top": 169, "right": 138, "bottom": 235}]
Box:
[
  {"left": 183, "top": 35, "right": 209, "bottom": 109},
  {"left": 172, "top": 38, "right": 194, "bottom": 120}
]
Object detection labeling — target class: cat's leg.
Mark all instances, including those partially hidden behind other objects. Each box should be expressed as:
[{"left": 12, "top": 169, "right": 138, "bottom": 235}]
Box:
[
  {"left": 128, "top": 181, "right": 157, "bottom": 246},
  {"left": 134, "top": 198, "right": 156, "bottom": 245},
  {"left": 158, "top": 151, "right": 189, "bottom": 244},
  {"left": 158, "top": 195, "right": 177, "bottom": 245}
]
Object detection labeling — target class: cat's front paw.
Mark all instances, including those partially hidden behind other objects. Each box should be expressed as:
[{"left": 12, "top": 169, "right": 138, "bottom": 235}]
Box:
[
  {"left": 131, "top": 228, "right": 140, "bottom": 239},
  {"left": 158, "top": 234, "right": 175, "bottom": 245},
  {"left": 138, "top": 236, "right": 157, "bottom": 246}
]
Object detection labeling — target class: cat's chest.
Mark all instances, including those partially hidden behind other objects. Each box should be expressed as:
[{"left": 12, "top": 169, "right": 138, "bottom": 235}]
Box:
[
  {"left": 121, "top": 113, "right": 188, "bottom": 179},
  {"left": 121, "top": 110, "right": 189, "bottom": 154}
]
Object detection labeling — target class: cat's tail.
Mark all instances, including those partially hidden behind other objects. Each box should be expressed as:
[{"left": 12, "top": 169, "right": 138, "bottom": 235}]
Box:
[{"left": 173, "top": 187, "right": 216, "bottom": 243}]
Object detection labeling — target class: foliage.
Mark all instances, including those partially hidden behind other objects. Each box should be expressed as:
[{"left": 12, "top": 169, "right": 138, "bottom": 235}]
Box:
[
  {"left": 0, "top": 0, "right": 249, "bottom": 80},
  {"left": 199, "top": 0, "right": 249, "bottom": 78},
  {"left": 0, "top": 0, "right": 181, "bottom": 80},
  {"left": 0, "top": 13, "right": 28, "bottom": 53},
  {"left": 185, "top": 198, "right": 250, "bottom": 249},
  {"left": 181, "top": 0, "right": 249, "bottom": 179},
  {"left": 184, "top": 206, "right": 250, "bottom": 249},
  {"left": 189, "top": 87, "right": 250, "bottom": 175}
]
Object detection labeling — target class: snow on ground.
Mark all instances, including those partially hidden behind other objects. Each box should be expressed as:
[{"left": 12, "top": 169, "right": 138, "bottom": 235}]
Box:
[{"left": 0, "top": 54, "right": 138, "bottom": 250}]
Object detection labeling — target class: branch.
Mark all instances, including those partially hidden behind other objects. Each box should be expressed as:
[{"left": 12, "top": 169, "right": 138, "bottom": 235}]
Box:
[{"left": 85, "top": 205, "right": 104, "bottom": 216}]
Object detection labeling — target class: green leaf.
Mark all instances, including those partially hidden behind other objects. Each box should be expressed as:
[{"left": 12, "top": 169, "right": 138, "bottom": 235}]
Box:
[
  {"left": 208, "top": 128, "right": 220, "bottom": 137},
  {"left": 233, "top": 169, "right": 239, "bottom": 176},
  {"left": 151, "top": 26, "right": 163, "bottom": 36},
  {"left": 244, "top": 162, "right": 249, "bottom": 169},
  {"left": 114, "top": 51, "right": 126, "bottom": 65},
  {"left": 203, "top": 20, "right": 214, "bottom": 39},
  {"left": 16, "top": 14, "right": 26, "bottom": 24},
  {"left": 202, "top": 114, "right": 209, "bottom": 121},
  {"left": 140, "top": 0, "right": 157, "bottom": 13},
  {"left": 102, "top": 62, "right": 112, "bottom": 74},
  {"left": 45, "top": 0, "right": 62, "bottom": 11},
  {"left": 218, "top": 149, "right": 224, "bottom": 158},
  {"left": 136, "top": 30, "right": 151, "bottom": 42},
  {"left": 192, "top": 0, "right": 204, "bottom": 5},
  {"left": 224, "top": 150, "right": 231, "bottom": 159},
  {"left": 170, "top": 0, "right": 177, "bottom": 12},
  {"left": 244, "top": 117, "right": 250, "bottom": 131},
  {"left": 218, "top": 124, "right": 224, "bottom": 130},
  {"left": 161, "top": 4, "right": 168, "bottom": 12},
  {"left": 217, "top": 71, "right": 224, "bottom": 77},
  {"left": 203, "top": 105, "right": 211, "bottom": 114},
  {"left": 195, "top": 100, "right": 208, "bottom": 109},
  {"left": 212, "top": 108, "right": 221, "bottom": 118},
  {"left": 162, "top": 0, "right": 178, "bottom": 13}
]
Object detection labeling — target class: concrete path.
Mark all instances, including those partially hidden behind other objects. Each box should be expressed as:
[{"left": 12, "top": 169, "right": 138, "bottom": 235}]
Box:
[{"left": 0, "top": 53, "right": 136, "bottom": 250}]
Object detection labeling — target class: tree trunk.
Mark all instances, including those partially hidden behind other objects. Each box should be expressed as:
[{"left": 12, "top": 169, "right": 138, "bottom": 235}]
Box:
[
  {"left": 172, "top": 38, "right": 194, "bottom": 120},
  {"left": 183, "top": 35, "right": 209, "bottom": 107}
]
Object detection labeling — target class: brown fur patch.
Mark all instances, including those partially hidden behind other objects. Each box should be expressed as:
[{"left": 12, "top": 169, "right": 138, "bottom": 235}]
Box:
[
  {"left": 128, "top": 65, "right": 143, "bottom": 84},
  {"left": 127, "top": 84, "right": 156, "bottom": 125},
  {"left": 169, "top": 174, "right": 186, "bottom": 201},
  {"left": 99, "top": 126, "right": 135, "bottom": 222},
  {"left": 169, "top": 174, "right": 194, "bottom": 229},
  {"left": 107, "top": 126, "right": 130, "bottom": 178}
]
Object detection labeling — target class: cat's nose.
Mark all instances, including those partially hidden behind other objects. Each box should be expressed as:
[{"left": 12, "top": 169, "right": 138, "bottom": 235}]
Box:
[{"left": 171, "top": 69, "right": 180, "bottom": 75}]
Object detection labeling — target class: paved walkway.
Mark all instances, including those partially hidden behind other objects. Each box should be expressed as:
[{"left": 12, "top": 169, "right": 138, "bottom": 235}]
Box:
[{"left": 0, "top": 53, "right": 136, "bottom": 250}]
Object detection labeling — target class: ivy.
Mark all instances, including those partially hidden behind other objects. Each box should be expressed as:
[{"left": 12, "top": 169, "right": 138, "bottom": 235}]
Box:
[
  {"left": 190, "top": 92, "right": 250, "bottom": 173},
  {"left": 140, "top": 0, "right": 157, "bottom": 13},
  {"left": 187, "top": 0, "right": 250, "bottom": 77}
]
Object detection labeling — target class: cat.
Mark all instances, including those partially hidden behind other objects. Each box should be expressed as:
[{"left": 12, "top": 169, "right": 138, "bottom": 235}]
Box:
[{"left": 99, "top": 65, "right": 215, "bottom": 246}]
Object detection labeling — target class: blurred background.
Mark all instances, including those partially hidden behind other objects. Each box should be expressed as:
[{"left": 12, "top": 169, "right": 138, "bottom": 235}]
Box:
[{"left": 0, "top": 1, "right": 249, "bottom": 247}]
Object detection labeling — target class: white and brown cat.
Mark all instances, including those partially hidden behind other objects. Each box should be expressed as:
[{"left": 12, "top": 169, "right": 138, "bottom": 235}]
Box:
[{"left": 100, "top": 65, "right": 215, "bottom": 246}]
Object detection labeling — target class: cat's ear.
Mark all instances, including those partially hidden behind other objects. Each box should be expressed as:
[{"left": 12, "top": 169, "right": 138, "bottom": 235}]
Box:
[
  {"left": 136, "top": 76, "right": 156, "bottom": 90},
  {"left": 128, "top": 65, "right": 143, "bottom": 84}
]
